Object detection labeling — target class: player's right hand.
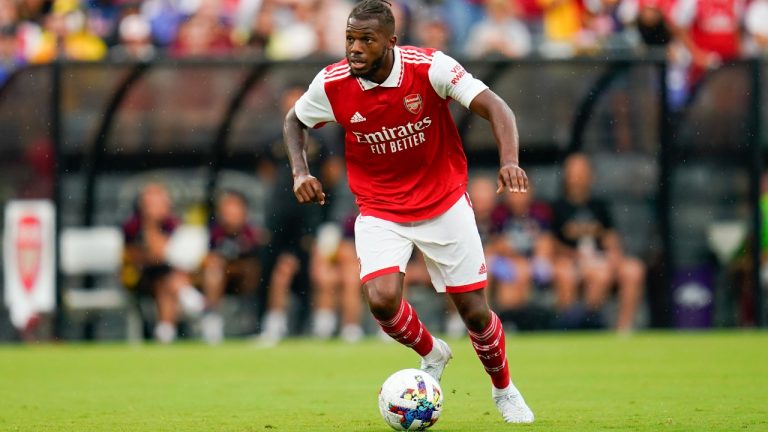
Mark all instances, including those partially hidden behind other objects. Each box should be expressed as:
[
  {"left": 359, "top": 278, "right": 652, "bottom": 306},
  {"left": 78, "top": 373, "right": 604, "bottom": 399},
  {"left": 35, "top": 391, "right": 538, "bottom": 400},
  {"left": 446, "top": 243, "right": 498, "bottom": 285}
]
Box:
[{"left": 293, "top": 174, "right": 326, "bottom": 205}]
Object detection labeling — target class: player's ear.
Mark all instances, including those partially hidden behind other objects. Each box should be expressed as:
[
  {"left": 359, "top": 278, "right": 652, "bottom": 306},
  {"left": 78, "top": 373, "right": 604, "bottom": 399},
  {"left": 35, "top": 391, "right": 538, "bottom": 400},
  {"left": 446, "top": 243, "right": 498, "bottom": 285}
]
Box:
[{"left": 388, "top": 35, "right": 397, "bottom": 50}]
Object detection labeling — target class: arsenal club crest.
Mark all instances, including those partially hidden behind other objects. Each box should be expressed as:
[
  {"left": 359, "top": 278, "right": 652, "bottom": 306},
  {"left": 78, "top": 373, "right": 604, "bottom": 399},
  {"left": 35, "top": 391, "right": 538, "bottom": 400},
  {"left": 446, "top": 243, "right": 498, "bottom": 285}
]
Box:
[
  {"left": 15, "top": 215, "right": 42, "bottom": 293},
  {"left": 404, "top": 94, "right": 423, "bottom": 115}
]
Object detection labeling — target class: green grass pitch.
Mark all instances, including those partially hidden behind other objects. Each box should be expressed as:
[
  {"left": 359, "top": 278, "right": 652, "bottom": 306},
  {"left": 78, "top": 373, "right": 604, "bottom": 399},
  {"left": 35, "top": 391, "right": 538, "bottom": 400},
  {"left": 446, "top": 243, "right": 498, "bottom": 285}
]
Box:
[{"left": 1, "top": 332, "right": 766, "bottom": 431}]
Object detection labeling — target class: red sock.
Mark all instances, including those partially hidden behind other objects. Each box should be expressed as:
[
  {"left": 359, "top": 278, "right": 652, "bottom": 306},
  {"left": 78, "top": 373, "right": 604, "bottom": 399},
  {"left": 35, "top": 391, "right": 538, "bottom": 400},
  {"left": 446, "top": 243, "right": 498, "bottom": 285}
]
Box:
[
  {"left": 468, "top": 312, "right": 510, "bottom": 389},
  {"left": 377, "top": 299, "right": 434, "bottom": 356}
]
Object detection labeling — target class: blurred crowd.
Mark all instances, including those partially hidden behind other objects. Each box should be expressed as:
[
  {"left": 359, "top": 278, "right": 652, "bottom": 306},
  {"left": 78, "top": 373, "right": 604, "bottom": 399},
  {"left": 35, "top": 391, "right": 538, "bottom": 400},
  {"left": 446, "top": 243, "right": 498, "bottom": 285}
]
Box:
[
  {"left": 123, "top": 152, "right": 647, "bottom": 345},
  {"left": 1, "top": 0, "right": 768, "bottom": 85}
]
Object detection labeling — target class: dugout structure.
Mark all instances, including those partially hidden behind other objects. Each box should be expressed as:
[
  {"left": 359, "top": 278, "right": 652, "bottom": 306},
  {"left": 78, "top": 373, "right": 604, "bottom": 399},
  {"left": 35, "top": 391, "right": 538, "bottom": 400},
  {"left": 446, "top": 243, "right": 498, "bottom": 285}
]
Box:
[{"left": 0, "top": 56, "right": 764, "bottom": 338}]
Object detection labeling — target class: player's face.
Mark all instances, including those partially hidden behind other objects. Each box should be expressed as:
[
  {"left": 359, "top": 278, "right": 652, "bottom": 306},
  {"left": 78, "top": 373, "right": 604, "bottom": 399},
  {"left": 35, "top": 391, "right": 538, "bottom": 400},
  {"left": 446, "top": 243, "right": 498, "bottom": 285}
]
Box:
[{"left": 345, "top": 17, "right": 395, "bottom": 81}]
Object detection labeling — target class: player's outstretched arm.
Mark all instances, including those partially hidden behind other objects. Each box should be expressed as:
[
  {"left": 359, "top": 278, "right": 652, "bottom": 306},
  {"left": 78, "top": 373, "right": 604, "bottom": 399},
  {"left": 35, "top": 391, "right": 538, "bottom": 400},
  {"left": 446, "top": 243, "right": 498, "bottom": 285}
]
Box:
[
  {"left": 468, "top": 89, "right": 528, "bottom": 194},
  {"left": 283, "top": 107, "right": 326, "bottom": 205}
]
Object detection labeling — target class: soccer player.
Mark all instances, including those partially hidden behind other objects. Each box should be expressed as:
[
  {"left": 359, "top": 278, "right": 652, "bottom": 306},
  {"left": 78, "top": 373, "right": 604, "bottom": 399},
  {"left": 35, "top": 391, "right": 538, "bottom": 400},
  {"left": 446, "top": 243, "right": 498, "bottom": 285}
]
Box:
[{"left": 282, "top": 0, "right": 534, "bottom": 424}]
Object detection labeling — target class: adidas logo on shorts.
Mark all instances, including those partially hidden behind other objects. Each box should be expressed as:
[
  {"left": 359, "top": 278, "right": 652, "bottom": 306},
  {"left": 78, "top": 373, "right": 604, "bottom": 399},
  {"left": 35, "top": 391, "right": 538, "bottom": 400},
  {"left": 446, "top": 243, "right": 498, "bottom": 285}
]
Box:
[
  {"left": 478, "top": 263, "right": 487, "bottom": 275},
  {"left": 350, "top": 112, "right": 367, "bottom": 123}
]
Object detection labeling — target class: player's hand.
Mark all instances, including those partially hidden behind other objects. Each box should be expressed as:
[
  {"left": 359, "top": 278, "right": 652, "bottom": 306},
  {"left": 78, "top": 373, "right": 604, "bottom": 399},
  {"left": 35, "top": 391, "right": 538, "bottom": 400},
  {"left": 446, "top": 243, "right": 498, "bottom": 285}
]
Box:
[
  {"left": 497, "top": 163, "right": 528, "bottom": 194},
  {"left": 293, "top": 174, "right": 326, "bottom": 205}
]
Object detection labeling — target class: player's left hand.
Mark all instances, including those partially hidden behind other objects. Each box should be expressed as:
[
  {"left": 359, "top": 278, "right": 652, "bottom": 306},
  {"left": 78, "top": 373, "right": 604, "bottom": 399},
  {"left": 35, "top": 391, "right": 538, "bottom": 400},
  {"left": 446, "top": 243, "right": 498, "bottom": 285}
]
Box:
[{"left": 497, "top": 163, "right": 528, "bottom": 194}]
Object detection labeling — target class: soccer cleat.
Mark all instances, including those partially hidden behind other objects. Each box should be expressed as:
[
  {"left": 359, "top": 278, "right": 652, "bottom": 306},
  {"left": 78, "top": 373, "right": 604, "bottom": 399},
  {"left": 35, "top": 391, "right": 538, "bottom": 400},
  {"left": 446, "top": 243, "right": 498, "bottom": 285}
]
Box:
[
  {"left": 420, "top": 337, "right": 453, "bottom": 383},
  {"left": 493, "top": 387, "right": 535, "bottom": 424}
]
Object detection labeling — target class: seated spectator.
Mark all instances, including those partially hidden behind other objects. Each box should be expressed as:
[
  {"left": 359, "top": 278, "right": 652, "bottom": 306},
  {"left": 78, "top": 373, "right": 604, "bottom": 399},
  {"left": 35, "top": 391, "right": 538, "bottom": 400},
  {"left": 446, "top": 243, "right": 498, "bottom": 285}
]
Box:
[
  {"left": 745, "top": 0, "right": 768, "bottom": 55},
  {"left": 618, "top": 0, "right": 674, "bottom": 48},
  {"left": 110, "top": 13, "right": 156, "bottom": 60},
  {"left": 413, "top": 7, "right": 451, "bottom": 52},
  {"left": 199, "top": 190, "right": 262, "bottom": 345},
  {"left": 256, "top": 82, "right": 344, "bottom": 346},
  {"left": 488, "top": 183, "right": 555, "bottom": 328},
  {"left": 0, "top": 24, "right": 16, "bottom": 85},
  {"left": 122, "top": 182, "right": 205, "bottom": 343},
  {"left": 310, "top": 211, "right": 365, "bottom": 343},
  {"left": 551, "top": 153, "right": 645, "bottom": 331},
  {"left": 28, "top": 0, "right": 107, "bottom": 63},
  {"left": 537, "top": 0, "right": 585, "bottom": 57},
  {"left": 668, "top": 0, "right": 744, "bottom": 89},
  {"left": 464, "top": 0, "right": 532, "bottom": 58}
]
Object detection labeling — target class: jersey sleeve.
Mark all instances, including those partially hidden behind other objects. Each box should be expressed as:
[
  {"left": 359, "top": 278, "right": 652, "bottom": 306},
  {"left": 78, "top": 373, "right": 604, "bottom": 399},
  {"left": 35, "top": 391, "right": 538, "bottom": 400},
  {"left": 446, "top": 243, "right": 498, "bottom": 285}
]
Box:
[
  {"left": 294, "top": 69, "right": 336, "bottom": 128},
  {"left": 428, "top": 51, "right": 489, "bottom": 109}
]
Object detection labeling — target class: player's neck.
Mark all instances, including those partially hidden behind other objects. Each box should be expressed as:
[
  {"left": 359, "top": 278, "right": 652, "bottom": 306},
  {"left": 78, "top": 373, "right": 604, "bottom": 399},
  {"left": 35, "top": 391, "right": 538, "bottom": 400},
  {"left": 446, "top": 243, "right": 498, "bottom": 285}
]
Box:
[{"left": 368, "top": 48, "right": 395, "bottom": 84}]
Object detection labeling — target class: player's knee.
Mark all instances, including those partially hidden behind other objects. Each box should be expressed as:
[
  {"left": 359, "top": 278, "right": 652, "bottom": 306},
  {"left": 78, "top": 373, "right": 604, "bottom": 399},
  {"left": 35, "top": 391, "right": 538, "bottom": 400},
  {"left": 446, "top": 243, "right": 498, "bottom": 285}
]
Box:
[
  {"left": 457, "top": 305, "right": 491, "bottom": 333},
  {"left": 364, "top": 283, "right": 400, "bottom": 319}
]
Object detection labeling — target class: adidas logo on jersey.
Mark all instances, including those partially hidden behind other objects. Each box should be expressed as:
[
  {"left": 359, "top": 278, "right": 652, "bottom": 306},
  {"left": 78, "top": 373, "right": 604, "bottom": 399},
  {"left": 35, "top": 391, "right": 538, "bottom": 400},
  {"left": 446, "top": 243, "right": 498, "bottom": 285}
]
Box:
[
  {"left": 478, "top": 263, "right": 487, "bottom": 275},
  {"left": 350, "top": 112, "right": 367, "bottom": 123}
]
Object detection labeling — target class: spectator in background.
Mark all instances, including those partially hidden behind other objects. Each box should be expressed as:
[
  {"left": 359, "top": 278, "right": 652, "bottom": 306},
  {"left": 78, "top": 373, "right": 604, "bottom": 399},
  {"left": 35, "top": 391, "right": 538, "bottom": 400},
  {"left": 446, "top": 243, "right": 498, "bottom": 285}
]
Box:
[
  {"left": 309, "top": 211, "right": 365, "bottom": 342},
  {"left": 110, "top": 12, "right": 156, "bottom": 60},
  {"left": 464, "top": 0, "right": 532, "bottom": 58},
  {"left": 584, "top": 0, "right": 637, "bottom": 51},
  {"left": 745, "top": 0, "right": 768, "bottom": 55},
  {"left": 255, "top": 82, "right": 344, "bottom": 345},
  {"left": 489, "top": 183, "right": 554, "bottom": 328},
  {"left": 515, "top": 0, "right": 545, "bottom": 37},
  {"left": 199, "top": 190, "right": 262, "bottom": 345},
  {"left": 618, "top": 0, "right": 674, "bottom": 48},
  {"left": 551, "top": 153, "right": 645, "bottom": 332},
  {"left": 315, "top": 0, "right": 354, "bottom": 58},
  {"left": 28, "top": 0, "right": 107, "bottom": 63},
  {"left": 537, "top": 0, "right": 585, "bottom": 56},
  {"left": 668, "top": 0, "right": 745, "bottom": 88},
  {"left": 413, "top": 7, "right": 451, "bottom": 52},
  {"left": 265, "top": 0, "right": 319, "bottom": 60},
  {"left": 0, "top": 24, "right": 17, "bottom": 85},
  {"left": 169, "top": 0, "right": 233, "bottom": 57},
  {"left": 122, "top": 182, "right": 205, "bottom": 343},
  {"left": 441, "top": 0, "right": 486, "bottom": 53}
]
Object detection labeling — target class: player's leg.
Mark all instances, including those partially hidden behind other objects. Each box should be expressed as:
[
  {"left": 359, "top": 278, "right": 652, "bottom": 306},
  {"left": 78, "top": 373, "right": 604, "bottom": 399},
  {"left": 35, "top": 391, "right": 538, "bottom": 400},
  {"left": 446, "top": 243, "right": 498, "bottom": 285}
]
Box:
[
  {"left": 356, "top": 214, "right": 438, "bottom": 362},
  {"left": 417, "top": 194, "right": 533, "bottom": 423},
  {"left": 338, "top": 240, "right": 364, "bottom": 342},
  {"left": 259, "top": 252, "right": 299, "bottom": 345},
  {"left": 615, "top": 256, "right": 645, "bottom": 331},
  {"left": 310, "top": 245, "right": 340, "bottom": 339},
  {"left": 152, "top": 272, "right": 179, "bottom": 344},
  {"left": 552, "top": 254, "right": 579, "bottom": 310},
  {"left": 201, "top": 253, "right": 227, "bottom": 308},
  {"left": 200, "top": 254, "right": 227, "bottom": 344}
]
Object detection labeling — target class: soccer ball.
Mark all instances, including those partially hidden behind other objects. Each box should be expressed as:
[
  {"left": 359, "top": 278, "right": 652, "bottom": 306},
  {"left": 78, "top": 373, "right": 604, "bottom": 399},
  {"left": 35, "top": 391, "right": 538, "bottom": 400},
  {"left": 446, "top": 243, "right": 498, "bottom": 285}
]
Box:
[{"left": 378, "top": 369, "right": 443, "bottom": 431}]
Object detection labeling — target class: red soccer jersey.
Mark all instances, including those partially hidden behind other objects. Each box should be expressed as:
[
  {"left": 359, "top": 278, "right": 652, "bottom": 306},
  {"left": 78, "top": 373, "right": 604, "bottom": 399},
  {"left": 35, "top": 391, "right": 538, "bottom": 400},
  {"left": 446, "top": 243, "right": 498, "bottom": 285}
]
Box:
[
  {"left": 673, "top": 0, "right": 744, "bottom": 59},
  {"left": 294, "top": 46, "right": 488, "bottom": 223}
]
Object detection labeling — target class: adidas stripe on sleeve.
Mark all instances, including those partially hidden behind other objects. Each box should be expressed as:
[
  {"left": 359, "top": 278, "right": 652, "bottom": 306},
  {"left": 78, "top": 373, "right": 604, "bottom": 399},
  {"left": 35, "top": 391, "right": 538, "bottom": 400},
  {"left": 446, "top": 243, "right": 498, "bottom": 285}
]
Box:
[{"left": 294, "top": 69, "right": 337, "bottom": 128}]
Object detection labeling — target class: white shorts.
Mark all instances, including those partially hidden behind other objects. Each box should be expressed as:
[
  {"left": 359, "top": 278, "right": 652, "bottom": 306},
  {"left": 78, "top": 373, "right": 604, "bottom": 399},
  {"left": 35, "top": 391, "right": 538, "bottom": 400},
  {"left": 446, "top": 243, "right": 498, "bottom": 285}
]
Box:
[{"left": 355, "top": 193, "right": 487, "bottom": 293}]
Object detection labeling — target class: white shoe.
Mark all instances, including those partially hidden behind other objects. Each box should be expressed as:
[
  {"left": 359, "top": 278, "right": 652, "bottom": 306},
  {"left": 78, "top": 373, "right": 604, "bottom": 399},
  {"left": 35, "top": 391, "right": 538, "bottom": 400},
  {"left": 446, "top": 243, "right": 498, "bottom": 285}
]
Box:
[
  {"left": 154, "top": 322, "right": 176, "bottom": 344},
  {"left": 257, "top": 310, "right": 287, "bottom": 347},
  {"left": 493, "top": 384, "right": 534, "bottom": 424},
  {"left": 446, "top": 313, "right": 466, "bottom": 339},
  {"left": 201, "top": 312, "right": 224, "bottom": 345},
  {"left": 178, "top": 286, "right": 205, "bottom": 317},
  {"left": 420, "top": 337, "right": 453, "bottom": 383},
  {"left": 340, "top": 324, "right": 364, "bottom": 343},
  {"left": 311, "top": 309, "right": 337, "bottom": 340}
]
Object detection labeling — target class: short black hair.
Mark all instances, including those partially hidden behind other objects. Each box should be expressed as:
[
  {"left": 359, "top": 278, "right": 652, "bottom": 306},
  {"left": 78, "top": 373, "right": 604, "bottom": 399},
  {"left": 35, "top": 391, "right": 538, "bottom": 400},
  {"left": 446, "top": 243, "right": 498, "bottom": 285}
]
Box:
[{"left": 349, "top": 0, "right": 395, "bottom": 36}]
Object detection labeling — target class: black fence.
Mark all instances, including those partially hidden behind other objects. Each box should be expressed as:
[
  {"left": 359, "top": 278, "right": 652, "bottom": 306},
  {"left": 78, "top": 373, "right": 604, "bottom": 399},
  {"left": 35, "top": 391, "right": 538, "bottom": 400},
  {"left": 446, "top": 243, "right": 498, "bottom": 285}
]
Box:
[{"left": 0, "top": 56, "right": 765, "bottom": 337}]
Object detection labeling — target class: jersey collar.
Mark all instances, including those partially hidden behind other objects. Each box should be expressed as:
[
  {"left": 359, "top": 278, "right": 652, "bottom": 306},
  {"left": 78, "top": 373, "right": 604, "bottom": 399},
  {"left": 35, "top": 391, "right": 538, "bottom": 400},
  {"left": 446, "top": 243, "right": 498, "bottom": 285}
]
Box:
[{"left": 357, "top": 46, "right": 403, "bottom": 91}]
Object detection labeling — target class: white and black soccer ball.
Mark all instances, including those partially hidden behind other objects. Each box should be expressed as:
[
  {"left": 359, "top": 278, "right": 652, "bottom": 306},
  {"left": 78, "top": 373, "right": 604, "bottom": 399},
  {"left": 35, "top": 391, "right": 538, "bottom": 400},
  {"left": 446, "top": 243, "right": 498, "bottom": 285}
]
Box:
[{"left": 378, "top": 369, "right": 443, "bottom": 431}]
